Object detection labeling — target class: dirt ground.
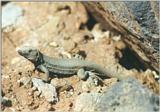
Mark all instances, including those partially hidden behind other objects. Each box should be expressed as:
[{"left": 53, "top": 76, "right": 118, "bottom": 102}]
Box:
[{"left": 1, "top": 2, "right": 159, "bottom": 112}]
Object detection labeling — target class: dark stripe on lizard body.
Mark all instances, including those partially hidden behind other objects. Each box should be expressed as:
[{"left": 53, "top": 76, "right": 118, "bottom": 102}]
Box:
[{"left": 42, "top": 54, "right": 110, "bottom": 76}]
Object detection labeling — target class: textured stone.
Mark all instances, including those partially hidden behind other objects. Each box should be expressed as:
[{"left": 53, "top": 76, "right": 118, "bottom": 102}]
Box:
[
  {"left": 100, "top": 1, "right": 159, "bottom": 51},
  {"left": 32, "top": 78, "right": 58, "bottom": 103},
  {"left": 74, "top": 77, "right": 159, "bottom": 112},
  {"left": 124, "top": 1, "right": 159, "bottom": 37},
  {"left": 2, "top": 3, "right": 23, "bottom": 28}
]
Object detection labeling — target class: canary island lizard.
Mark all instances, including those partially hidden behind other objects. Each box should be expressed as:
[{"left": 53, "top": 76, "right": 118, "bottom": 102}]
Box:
[{"left": 17, "top": 46, "right": 123, "bottom": 83}]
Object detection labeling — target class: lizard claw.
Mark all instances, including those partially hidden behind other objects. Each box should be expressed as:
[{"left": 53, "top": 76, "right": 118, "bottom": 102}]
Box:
[
  {"left": 77, "top": 69, "right": 89, "bottom": 80},
  {"left": 86, "top": 71, "right": 104, "bottom": 86},
  {"left": 77, "top": 69, "right": 104, "bottom": 86}
]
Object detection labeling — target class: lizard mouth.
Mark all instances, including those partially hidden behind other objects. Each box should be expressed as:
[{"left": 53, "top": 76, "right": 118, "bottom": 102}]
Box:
[
  {"left": 16, "top": 47, "right": 29, "bottom": 59},
  {"left": 16, "top": 46, "right": 39, "bottom": 62},
  {"left": 16, "top": 47, "right": 23, "bottom": 55},
  {"left": 16, "top": 47, "right": 24, "bottom": 56}
]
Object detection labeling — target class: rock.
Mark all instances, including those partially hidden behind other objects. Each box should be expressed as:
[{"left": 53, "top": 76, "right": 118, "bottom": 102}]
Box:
[
  {"left": 51, "top": 78, "right": 61, "bottom": 87},
  {"left": 112, "top": 35, "right": 121, "bottom": 42},
  {"left": 62, "top": 40, "right": 76, "bottom": 51},
  {"left": 51, "top": 78, "right": 73, "bottom": 94},
  {"left": 74, "top": 92, "right": 101, "bottom": 112},
  {"left": 74, "top": 77, "right": 159, "bottom": 112},
  {"left": 144, "top": 69, "right": 159, "bottom": 81},
  {"left": 59, "top": 51, "right": 72, "bottom": 59},
  {"left": 72, "top": 30, "right": 93, "bottom": 44},
  {"left": 18, "top": 77, "right": 31, "bottom": 87},
  {"left": 2, "top": 3, "right": 23, "bottom": 28},
  {"left": 83, "top": 2, "right": 159, "bottom": 72},
  {"left": 51, "top": 78, "right": 70, "bottom": 88},
  {"left": 34, "top": 91, "right": 41, "bottom": 97},
  {"left": 31, "top": 86, "right": 37, "bottom": 91},
  {"left": 81, "top": 75, "right": 102, "bottom": 92},
  {"left": 99, "top": 1, "right": 159, "bottom": 51},
  {"left": 124, "top": 2, "right": 159, "bottom": 38},
  {"left": 3, "top": 108, "right": 16, "bottom": 112},
  {"left": 32, "top": 78, "right": 58, "bottom": 103},
  {"left": 49, "top": 41, "right": 59, "bottom": 47},
  {"left": 58, "top": 85, "right": 73, "bottom": 93},
  {"left": 91, "top": 23, "right": 110, "bottom": 42},
  {"left": 99, "top": 2, "right": 142, "bottom": 35},
  {"left": 1, "top": 97, "right": 12, "bottom": 109}
]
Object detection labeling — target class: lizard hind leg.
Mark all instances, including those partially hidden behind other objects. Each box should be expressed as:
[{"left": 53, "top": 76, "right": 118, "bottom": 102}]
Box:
[
  {"left": 87, "top": 72, "right": 104, "bottom": 86},
  {"left": 77, "top": 68, "right": 89, "bottom": 80},
  {"left": 77, "top": 69, "right": 104, "bottom": 86}
]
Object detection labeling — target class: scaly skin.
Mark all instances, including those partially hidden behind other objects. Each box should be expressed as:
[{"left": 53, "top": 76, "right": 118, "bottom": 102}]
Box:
[{"left": 17, "top": 46, "right": 124, "bottom": 82}]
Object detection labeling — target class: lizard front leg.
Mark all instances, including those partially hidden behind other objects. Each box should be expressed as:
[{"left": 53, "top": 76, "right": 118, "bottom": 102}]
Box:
[{"left": 37, "top": 65, "right": 49, "bottom": 82}]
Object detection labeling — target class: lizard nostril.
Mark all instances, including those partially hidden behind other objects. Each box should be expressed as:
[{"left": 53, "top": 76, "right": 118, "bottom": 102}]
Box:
[
  {"left": 16, "top": 47, "right": 23, "bottom": 55},
  {"left": 16, "top": 47, "right": 20, "bottom": 52}
]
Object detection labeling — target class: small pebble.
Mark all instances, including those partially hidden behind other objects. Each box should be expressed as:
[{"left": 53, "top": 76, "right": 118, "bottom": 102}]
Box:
[
  {"left": 112, "top": 35, "right": 121, "bottom": 41},
  {"left": 115, "top": 41, "right": 126, "bottom": 50},
  {"left": 62, "top": 40, "right": 76, "bottom": 51},
  {"left": 4, "top": 108, "right": 16, "bottom": 112},
  {"left": 2, "top": 75, "right": 10, "bottom": 79},
  {"left": 77, "top": 92, "right": 81, "bottom": 95},
  {"left": 28, "top": 92, "right": 32, "bottom": 96},
  {"left": 91, "top": 23, "right": 110, "bottom": 41},
  {"left": 18, "top": 77, "right": 31, "bottom": 86},
  {"left": 2, "top": 97, "right": 12, "bottom": 108},
  {"left": 66, "top": 91, "right": 74, "bottom": 98},
  {"left": 152, "top": 71, "right": 159, "bottom": 80},
  {"left": 49, "top": 41, "right": 59, "bottom": 47},
  {"left": 81, "top": 81, "right": 91, "bottom": 92},
  {"left": 32, "top": 86, "right": 37, "bottom": 91},
  {"left": 60, "top": 51, "right": 72, "bottom": 59},
  {"left": 69, "top": 102, "right": 73, "bottom": 107},
  {"left": 47, "top": 103, "right": 52, "bottom": 110},
  {"left": 15, "top": 105, "right": 24, "bottom": 111},
  {"left": 58, "top": 85, "right": 73, "bottom": 93},
  {"left": 34, "top": 91, "right": 41, "bottom": 97}
]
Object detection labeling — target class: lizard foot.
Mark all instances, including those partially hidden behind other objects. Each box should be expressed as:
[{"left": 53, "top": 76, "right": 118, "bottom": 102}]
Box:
[
  {"left": 77, "top": 69, "right": 103, "bottom": 86},
  {"left": 77, "top": 68, "right": 89, "bottom": 80},
  {"left": 87, "top": 71, "right": 104, "bottom": 86}
]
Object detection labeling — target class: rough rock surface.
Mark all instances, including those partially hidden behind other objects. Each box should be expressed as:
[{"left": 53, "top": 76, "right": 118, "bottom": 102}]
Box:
[
  {"left": 83, "top": 2, "right": 159, "bottom": 74},
  {"left": 124, "top": 1, "right": 159, "bottom": 37},
  {"left": 2, "top": 2, "right": 23, "bottom": 28},
  {"left": 74, "top": 77, "right": 159, "bottom": 112},
  {"left": 99, "top": 1, "right": 159, "bottom": 51},
  {"left": 32, "top": 78, "right": 58, "bottom": 103}
]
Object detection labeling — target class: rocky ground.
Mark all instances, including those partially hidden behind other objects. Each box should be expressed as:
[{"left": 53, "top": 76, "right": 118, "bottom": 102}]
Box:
[{"left": 1, "top": 2, "right": 159, "bottom": 112}]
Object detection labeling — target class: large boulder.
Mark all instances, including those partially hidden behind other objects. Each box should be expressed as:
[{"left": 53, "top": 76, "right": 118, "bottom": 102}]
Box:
[
  {"left": 100, "top": 1, "right": 159, "bottom": 51},
  {"left": 74, "top": 77, "right": 159, "bottom": 112}
]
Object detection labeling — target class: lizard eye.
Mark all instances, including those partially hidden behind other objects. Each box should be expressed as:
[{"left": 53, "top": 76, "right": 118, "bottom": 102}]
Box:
[{"left": 28, "top": 49, "right": 32, "bottom": 53}]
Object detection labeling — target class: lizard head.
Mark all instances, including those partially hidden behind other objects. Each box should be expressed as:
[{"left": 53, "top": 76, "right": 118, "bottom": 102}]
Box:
[{"left": 16, "top": 46, "right": 40, "bottom": 63}]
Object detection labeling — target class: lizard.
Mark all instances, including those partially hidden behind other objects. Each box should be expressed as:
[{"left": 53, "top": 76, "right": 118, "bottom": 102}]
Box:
[{"left": 16, "top": 46, "right": 124, "bottom": 83}]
